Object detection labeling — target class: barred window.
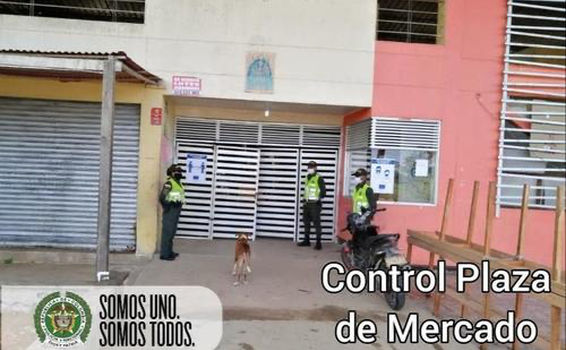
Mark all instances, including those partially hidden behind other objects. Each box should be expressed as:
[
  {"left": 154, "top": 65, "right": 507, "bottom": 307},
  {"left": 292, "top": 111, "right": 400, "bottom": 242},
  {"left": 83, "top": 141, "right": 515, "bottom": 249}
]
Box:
[
  {"left": 344, "top": 117, "right": 441, "bottom": 205},
  {"left": 0, "top": 0, "right": 145, "bottom": 24},
  {"left": 377, "top": 0, "right": 445, "bottom": 44},
  {"left": 497, "top": 0, "right": 566, "bottom": 210}
]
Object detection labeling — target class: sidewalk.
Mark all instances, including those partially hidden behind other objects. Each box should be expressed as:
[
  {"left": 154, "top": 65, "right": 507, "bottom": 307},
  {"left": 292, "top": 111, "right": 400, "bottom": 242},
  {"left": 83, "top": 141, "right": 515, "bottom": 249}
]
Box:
[{"left": 132, "top": 238, "right": 480, "bottom": 350}]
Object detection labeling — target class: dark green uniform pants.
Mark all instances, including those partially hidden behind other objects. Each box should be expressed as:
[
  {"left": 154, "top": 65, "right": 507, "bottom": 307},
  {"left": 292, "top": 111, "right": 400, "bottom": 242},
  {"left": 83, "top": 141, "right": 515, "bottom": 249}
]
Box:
[
  {"left": 303, "top": 201, "right": 322, "bottom": 244},
  {"left": 161, "top": 204, "right": 182, "bottom": 258}
]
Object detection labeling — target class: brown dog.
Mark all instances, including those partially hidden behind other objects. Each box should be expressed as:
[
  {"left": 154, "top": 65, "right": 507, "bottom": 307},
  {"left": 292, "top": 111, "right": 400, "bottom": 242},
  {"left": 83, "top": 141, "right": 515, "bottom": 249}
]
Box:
[{"left": 232, "top": 233, "right": 252, "bottom": 286}]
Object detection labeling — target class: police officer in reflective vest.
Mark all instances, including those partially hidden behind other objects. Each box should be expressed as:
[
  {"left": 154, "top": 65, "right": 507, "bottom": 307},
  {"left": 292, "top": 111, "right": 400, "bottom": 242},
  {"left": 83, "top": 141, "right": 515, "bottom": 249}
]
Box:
[
  {"left": 159, "top": 164, "right": 185, "bottom": 261},
  {"left": 352, "top": 168, "right": 376, "bottom": 214},
  {"left": 298, "top": 161, "right": 326, "bottom": 250}
]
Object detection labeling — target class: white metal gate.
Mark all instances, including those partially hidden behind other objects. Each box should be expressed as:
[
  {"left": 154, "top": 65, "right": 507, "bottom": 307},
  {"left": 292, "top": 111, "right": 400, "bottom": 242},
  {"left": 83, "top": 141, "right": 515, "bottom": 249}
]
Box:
[
  {"left": 297, "top": 149, "right": 339, "bottom": 242},
  {"left": 211, "top": 146, "right": 260, "bottom": 239},
  {"left": 256, "top": 148, "right": 300, "bottom": 239},
  {"left": 0, "top": 97, "right": 140, "bottom": 251},
  {"left": 174, "top": 117, "right": 340, "bottom": 241},
  {"left": 176, "top": 143, "right": 215, "bottom": 238}
]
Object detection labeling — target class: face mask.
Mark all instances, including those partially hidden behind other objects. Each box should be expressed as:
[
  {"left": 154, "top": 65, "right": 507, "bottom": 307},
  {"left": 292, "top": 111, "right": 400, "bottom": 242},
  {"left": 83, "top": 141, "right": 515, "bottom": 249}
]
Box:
[
  {"left": 354, "top": 176, "right": 362, "bottom": 184},
  {"left": 307, "top": 168, "right": 315, "bottom": 175},
  {"left": 173, "top": 172, "right": 183, "bottom": 180}
]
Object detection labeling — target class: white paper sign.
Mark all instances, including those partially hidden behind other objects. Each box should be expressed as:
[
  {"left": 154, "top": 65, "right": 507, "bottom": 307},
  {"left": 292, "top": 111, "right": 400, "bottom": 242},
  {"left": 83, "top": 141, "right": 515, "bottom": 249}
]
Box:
[
  {"left": 371, "top": 159, "right": 395, "bottom": 194},
  {"left": 415, "top": 159, "right": 429, "bottom": 177},
  {"left": 186, "top": 153, "right": 207, "bottom": 183}
]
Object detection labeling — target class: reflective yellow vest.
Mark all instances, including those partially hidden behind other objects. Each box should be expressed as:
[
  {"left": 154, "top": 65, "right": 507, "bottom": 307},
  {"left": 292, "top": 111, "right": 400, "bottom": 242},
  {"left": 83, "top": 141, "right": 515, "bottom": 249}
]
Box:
[
  {"left": 165, "top": 177, "right": 185, "bottom": 204},
  {"left": 352, "top": 183, "right": 370, "bottom": 214},
  {"left": 304, "top": 174, "right": 321, "bottom": 201}
]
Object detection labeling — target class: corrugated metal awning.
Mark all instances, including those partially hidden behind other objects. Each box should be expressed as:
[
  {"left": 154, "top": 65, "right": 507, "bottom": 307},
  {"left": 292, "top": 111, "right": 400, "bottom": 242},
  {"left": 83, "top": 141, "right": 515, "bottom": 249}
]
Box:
[{"left": 0, "top": 50, "right": 160, "bottom": 85}]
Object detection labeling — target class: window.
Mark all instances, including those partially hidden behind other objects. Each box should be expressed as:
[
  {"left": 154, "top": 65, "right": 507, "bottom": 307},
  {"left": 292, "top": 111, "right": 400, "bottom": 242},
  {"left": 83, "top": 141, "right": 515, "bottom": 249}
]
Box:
[
  {"left": 345, "top": 117, "right": 441, "bottom": 205},
  {"left": 376, "top": 0, "right": 445, "bottom": 44},
  {"left": 497, "top": 0, "right": 565, "bottom": 210},
  {"left": 0, "top": 0, "right": 145, "bottom": 24}
]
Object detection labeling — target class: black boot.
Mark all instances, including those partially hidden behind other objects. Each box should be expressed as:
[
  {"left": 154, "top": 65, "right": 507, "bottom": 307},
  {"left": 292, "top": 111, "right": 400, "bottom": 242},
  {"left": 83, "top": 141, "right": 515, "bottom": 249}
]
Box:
[
  {"left": 297, "top": 240, "right": 311, "bottom": 247},
  {"left": 314, "top": 242, "right": 322, "bottom": 250}
]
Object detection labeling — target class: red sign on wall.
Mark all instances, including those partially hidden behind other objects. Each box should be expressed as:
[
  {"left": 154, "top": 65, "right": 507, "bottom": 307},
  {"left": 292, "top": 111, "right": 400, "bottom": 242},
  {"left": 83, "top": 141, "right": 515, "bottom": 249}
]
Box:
[{"left": 151, "top": 108, "right": 163, "bottom": 126}]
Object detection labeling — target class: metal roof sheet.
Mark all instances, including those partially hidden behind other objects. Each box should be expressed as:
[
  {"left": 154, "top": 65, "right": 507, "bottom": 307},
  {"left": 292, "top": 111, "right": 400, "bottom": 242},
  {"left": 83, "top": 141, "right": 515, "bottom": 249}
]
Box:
[{"left": 0, "top": 49, "right": 160, "bottom": 84}]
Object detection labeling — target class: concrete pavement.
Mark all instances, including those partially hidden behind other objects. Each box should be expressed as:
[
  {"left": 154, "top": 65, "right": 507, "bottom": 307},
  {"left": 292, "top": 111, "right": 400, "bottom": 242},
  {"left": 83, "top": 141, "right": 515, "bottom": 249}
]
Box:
[{"left": 132, "top": 238, "right": 481, "bottom": 350}]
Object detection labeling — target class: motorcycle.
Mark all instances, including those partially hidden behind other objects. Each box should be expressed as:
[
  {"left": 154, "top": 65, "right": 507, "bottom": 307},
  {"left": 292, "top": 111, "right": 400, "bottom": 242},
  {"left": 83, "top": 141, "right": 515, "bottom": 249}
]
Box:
[{"left": 339, "top": 208, "right": 409, "bottom": 310}]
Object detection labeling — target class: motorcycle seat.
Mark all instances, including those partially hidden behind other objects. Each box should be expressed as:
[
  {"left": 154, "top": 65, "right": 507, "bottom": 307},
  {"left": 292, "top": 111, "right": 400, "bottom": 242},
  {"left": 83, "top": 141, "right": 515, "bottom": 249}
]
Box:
[{"left": 361, "top": 233, "right": 399, "bottom": 249}]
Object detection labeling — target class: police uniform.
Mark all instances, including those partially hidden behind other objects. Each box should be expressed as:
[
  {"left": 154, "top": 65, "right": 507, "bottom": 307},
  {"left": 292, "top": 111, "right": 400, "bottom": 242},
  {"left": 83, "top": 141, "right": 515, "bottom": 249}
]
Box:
[
  {"left": 300, "top": 171, "right": 326, "bottom": 249},
  {"left": 351, "top": 169, "right": 377, "bottom": 253},
  {"left": 351, "top": 169, "right": 377, "bottom": 214},
  {"left": 159, "top": 173, "right": 185, "bottom": 260}
]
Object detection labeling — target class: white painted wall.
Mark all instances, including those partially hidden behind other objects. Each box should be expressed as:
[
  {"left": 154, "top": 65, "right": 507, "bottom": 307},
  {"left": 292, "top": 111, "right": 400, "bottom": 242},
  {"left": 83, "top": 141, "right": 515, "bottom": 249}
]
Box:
[{"left": 0, "top": 0, "right": 376, "bottom": 107}]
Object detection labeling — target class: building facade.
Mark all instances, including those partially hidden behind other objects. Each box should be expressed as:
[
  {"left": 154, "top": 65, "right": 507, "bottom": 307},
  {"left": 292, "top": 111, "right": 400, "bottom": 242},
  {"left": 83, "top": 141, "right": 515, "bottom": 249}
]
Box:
[{"left": 0, "top": 0, "right": 563, "bottom": 266}]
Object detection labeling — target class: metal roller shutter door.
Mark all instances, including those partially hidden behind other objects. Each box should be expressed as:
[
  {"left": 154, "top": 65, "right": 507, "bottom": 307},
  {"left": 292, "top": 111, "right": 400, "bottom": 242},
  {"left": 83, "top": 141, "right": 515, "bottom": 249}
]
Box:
[{"left": 0, "top": 97, "right": 140, "bottom": 251}]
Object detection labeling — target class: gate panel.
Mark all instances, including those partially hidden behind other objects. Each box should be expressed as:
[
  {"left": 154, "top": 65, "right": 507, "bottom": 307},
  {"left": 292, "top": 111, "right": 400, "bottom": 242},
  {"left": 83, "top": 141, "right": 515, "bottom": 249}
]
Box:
[
  {"left": 256, "top": 148, "right": 300, "bottom": 239},
  {"left": 212, "top": 146, "right": 260, "bottom": 239},
  {"left": 175, "top": 144, "right": 215, "bottom": 238},
  {"left": 297, "top": 149, "right": 338, "bottom": 242}
]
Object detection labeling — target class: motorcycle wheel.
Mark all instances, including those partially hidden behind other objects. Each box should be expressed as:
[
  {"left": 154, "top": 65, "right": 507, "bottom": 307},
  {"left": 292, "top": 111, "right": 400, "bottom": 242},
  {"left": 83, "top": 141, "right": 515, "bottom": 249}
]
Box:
[
  {"left": 340, "top": 244, "right": 355, "bottom": 271},
  {"left": 380, "top": 262, "right": 406, "bottom": 311}
]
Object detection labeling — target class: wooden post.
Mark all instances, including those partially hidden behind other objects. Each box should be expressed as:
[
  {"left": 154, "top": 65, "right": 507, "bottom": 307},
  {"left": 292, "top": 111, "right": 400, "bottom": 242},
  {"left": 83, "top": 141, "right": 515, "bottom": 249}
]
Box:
[
  {"left": 516, "top": 184, "right": 530, "bottom": 258},
  {"left": 550, "top": 185, "right": 564, "bottom": 350},
  {"left": 480, "top": 181, "right": 496, "bottom": 350},
  {"left": 462, "top": 181, "right": 480, "bottom": 317},
  {"left": 465, "top": 181, "right": 480, "bottom": 246},
  {"left": 483, "top": 181, "right": 496, "bottom": 257},
  {"left": 433, "top": 178, "right": 454, "bottom": 315},
  {"left": 551, "top": 185, "right": 564, "bottom": 283},
  {"left": 439, "top": 178, "right": 454, "bottom": 241},
  {"left": 512, "top": 293, "right": 524, "bottom": 350},
  {"left": 512, "top": 184, "right": 529, "bottom": 350},
  {"left": 406, "top": 243, "right": 413, "bottom": 264},
  {"left": 480, "top": 291, "right": 491, "bottom": 350},
  {"left": 95, "top": 57, "right": 117, "bottom": 282}
]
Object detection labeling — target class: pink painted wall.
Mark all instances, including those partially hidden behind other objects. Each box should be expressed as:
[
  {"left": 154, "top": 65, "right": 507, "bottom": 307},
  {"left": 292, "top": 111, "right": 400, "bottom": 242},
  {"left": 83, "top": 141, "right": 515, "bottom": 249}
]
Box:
[{"left": 337, "top": 0, "right": 563, "bottom": 268}]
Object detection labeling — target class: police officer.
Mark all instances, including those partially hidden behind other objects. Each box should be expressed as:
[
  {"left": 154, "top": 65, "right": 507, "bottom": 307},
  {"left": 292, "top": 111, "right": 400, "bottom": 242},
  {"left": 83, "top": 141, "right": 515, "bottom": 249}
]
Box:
[
  {"left": 352, "top": 168, "right": 377, "bottom": 214},
  {"left": 159, "top": 164, "right": 185, "bottom": 261},
  {"left": 298, "top": 161, "right": 326, "bottom": 250}
]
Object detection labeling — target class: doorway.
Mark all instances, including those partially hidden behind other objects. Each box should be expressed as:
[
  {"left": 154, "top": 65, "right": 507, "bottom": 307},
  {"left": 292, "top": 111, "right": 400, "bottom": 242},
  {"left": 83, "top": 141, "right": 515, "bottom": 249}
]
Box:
[{"left": 174, "top": 118, "right": 340, "bottom": 241}]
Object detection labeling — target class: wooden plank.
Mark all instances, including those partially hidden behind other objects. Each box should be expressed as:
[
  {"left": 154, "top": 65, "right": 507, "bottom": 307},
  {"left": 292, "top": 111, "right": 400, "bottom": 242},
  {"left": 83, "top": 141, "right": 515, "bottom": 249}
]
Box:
[
  {"left": 444, "top": 288, "right": 506, "bottom": 320},
  {"left": 483, "top": 181, "right": 496, "bottom": 256},
  {"left": 407, "top": 231, "right": 566, "bottom": 307},
  {"left": 465, "top": 180, "right": 480, "bottom": 246},
  {"left": 516, "top": 184, "right": 530, "bottom": 257}
]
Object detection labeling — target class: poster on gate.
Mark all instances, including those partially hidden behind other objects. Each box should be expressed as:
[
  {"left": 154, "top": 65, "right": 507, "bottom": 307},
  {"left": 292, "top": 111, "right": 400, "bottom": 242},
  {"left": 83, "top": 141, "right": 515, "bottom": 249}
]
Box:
[
  {"left": 370, "top": 158, "right": 395, "bottom": 194},
  {"left": 186, "top": 153, "right": 207, "bottom": 183}
]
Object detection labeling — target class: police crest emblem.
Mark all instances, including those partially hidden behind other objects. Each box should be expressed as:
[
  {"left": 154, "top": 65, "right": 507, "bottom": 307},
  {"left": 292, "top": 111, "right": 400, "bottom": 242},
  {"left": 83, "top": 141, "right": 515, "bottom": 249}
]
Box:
[{"left": 34, "top": 291, "right": 92, "bottom": 347}]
